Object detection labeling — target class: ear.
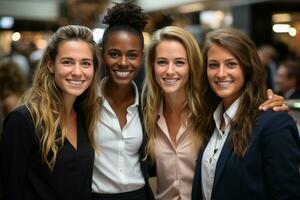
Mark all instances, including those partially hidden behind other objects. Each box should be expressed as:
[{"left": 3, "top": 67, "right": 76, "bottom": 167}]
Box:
[{"left": 47, "top": 60, "right": 54, "bottom": 73}]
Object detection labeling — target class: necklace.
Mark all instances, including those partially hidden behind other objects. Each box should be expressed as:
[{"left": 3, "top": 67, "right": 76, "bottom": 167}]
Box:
[
  {"left": 209, "top": 135, "right": 220, "bottom": 164},
  {"left": 208, "top": 129, "right": 225, "bottom": 164}
]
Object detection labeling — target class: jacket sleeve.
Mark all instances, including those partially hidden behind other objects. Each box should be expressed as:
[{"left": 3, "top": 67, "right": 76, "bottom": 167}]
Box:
[
  {"left": 0, "top": 108, "right": 35, "bottom": 200},
  {"left": 261, "top": 112, "right": 300, "bottom": 199}
]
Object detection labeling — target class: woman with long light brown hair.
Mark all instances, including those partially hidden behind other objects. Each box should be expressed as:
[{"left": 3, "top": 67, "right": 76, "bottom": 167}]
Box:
[{"left": 0, "top": 25, "right": 101, "bottom": 200}]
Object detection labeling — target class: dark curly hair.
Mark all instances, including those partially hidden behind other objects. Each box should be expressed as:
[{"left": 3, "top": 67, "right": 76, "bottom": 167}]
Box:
[{"left": 101, "top": 0, "right": 148, "bottom": 49}]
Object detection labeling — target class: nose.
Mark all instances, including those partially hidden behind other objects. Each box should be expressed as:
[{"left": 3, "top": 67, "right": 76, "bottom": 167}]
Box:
[
  {"left": 166, "top": 62, "right": 175, "bottom": 75},
  {"left": 216, "top": 64, "right": 226, "bottom": 78},
  {"left": 72, "top": 63, "right": 82, "bottom": 76},
  {"left": 119, "top": 55, "right": 129, "bottom": 67}
]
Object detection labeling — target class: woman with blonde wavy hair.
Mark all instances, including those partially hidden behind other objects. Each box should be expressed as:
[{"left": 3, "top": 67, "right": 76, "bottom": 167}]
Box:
[
  {"left": 0, "top": 25, "right": 101, "bottom": 200},
  {"left": 142, "top": 26, "right": 204, "bottom": 200},
  {"left": 142, "top": 26, "right": 289, "bottom": 200}
]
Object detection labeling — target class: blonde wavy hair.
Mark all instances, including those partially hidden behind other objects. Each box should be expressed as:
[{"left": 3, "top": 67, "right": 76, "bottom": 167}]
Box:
[
  {"left": 19, "top": 25, "right": 101, "bottom": 170},
  {"left": 142, "top": 26, "right": 205, "bottom": 162}
]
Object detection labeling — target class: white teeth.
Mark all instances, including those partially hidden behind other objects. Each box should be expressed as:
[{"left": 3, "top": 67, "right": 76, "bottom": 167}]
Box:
[
  {"left": 164, "top": 78, "right": 177, "bottom": 85},
  {"left": 115, "top": 71, "right": 130, "bottom": 77},
  {"left": 216, "top": 80, "right": 232, "bottom": 87},
  {"left": 68, "top": 80, "right": 84, "bottom": 85}
]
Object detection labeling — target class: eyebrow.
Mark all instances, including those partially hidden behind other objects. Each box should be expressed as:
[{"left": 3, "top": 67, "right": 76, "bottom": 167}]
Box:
[
  {"left": 208, "top": 58, "right": 237, "bottom": 62},
  {"left": 107, "top": 49, "right": 140, "bottom": 52},
  {"left": 60, "top": 57, "right": 93, "bottom": 61},
  {"left": 156, "top": 57, "right": 187, "bottom": 60},
  {"left": 225, "top": 58, "right": 238, "bottom": 62}
]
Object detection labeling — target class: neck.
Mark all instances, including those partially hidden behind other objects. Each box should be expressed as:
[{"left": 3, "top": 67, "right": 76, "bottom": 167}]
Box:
[
  {"left": 63, "top": 96, "right": 76, "bottom": 118},
  {"left": 163, "top": 93, "right": 187, "bottom": 115},
  {"left": 104, "top": 79, "right": 134, "bottom": 105}
]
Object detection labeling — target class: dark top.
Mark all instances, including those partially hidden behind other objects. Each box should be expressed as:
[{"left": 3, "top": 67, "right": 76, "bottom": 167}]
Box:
[
  {"left": 192, "top": 110, "right": 300, "bottom": 200},
  {"left": 0, "top": 105, "right": 94, "bottom": 200},
  {"left": 289, "top": 89, "right": 300, "bottom": 99}
]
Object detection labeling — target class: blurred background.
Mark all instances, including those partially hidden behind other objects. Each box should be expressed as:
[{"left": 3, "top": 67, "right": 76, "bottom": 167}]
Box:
[{"left": 0, "top": 0, "right": 300, "bottom": 133}]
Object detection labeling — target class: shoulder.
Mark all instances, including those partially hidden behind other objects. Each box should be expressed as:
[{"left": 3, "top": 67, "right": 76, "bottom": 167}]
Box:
[
  {"left": 6, "top": 105, "right": 31, "bottom": 118},
  {"left": 255, "top": 110, "right": 300, "bottom": 145},
  {"left": 2, "top": 105, "right": 36, "bottom": 147},
  {"left": 257, "top": 110, "right": 294, "bottom": 127},
  {"left": 4, "top": 105, "right": 34, "bottom": 130}
]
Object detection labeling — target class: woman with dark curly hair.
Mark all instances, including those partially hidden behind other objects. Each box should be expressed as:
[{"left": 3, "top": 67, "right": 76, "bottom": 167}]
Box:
[{"left": 91, "top": 1, "right": 154, "bottom": 200}]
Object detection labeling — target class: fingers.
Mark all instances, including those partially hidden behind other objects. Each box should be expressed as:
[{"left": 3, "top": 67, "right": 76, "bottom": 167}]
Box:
[
  {"left": 259, "top": 100, "right": 290, "bottom": 112},
  {"left": 259, "top": 89, "right": 287, "bottom": 111},
  {"left": 259, "top": 97, "right": 284, "bottom": 111},
  {"left": 267, "top": 89, "right": 274, "bottom": 99},
  {"left": 272, "top": 103, "right": 290, "bottom": 112},
  {"left": 259, "top": 100, "right": 278, "bottom": 111}
]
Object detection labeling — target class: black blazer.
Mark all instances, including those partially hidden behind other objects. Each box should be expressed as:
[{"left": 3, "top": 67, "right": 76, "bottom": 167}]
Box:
[
  {"left": 192, "top": 111, "right": 300, "bottom": 200},
  {"left": 0, "top": 105, "right": 94, "bottom": 200}
]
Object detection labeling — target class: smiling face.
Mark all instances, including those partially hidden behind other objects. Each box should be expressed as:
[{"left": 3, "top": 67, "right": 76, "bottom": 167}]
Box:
[
  {"left": 154, "top": 40, "right": 189, "bottom": 98},
  {"left": 49, "top": 40, "right": 94, "bottom": 101},
  {"left": 207, "top": 44, "right": 245, "bottom": 109},
  {"left": 102, "top": 30, "right": 143, "bottom": 87}
]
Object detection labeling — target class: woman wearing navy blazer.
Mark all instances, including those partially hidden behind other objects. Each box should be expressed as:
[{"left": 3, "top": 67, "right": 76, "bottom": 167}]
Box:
[{"left": 192, "top": 28, "right": 300, "bottom": 200}]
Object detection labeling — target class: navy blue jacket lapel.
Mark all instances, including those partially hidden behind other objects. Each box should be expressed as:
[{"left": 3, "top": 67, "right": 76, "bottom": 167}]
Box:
[{"left": 211, "top": 135, "right": 233, "bottom": 197}]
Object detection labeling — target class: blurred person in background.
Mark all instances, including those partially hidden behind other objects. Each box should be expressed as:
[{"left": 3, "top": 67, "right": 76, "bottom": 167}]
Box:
[
  {"left": 0, "top": 58, "right": 27, "bottom": 116},
  {"left": 0, "top": 58, "right": 28, "bottom": 138},
  {"left": 275, "top": 59, "right": 300, "bottom": 99},
  {"left": 9, "top": 41, "right": 31, "bottom": 81},
  {"left": 258, "top": 45, "right": 278, "bottom": 90},
  {"left": 0, "top": 25, "right": 101, "bottom": 200}
]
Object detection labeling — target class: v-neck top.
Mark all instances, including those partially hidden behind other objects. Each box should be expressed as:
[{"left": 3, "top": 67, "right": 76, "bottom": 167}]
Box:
[
  {"left": 0, "top": 104, "right": 94, "bottom": 200},
  {"left": 154, "top": 101, "right": 197, "bottom": 200}
]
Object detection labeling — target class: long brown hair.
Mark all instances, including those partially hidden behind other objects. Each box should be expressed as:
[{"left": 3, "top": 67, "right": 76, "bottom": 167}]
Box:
[
  {"left": 142, "top": 26, "right": 205, "bottom": 162},
  {"left": 199, "top": 28, "right": 267, "bottom": 156},
  {"left": 19, "top": 25, "right": 101, "bottom": 170}
]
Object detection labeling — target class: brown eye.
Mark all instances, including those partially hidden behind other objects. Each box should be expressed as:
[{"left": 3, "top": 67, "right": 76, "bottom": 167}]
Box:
[
  {"left": 175, "top": 60, "right": 185, "bottom": 66},
  {"left": 108, "top": 52, "right": 120, "bottom": 59},
  {"left": 128, "top": 53, "right": 138, "bottom": 60},
  {"left": 227, "top": 62, "right": 238, "bottom": 68},
  {"left": 208, "top": 63, "right": 218, "bottom": 69},
  {"left": 157, "top": 59, "right": 167, "bottom": 66},
  {"left": 62, "top": 59, "right": 73, "bottom": 65}
]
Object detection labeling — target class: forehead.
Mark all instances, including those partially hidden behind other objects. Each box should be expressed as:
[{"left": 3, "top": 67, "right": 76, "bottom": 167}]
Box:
[
  {"left": 104, "top": 30, "right": 142, "bottom": 50},
  {"left": 56, "top": 40, "right": 93, "bottom": 58},
  {"left": 156, "top": 40, "right": 187, "bottom": 57},
  {"left": 207, "top": 44, "right": 236, "bottom": 59}
]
